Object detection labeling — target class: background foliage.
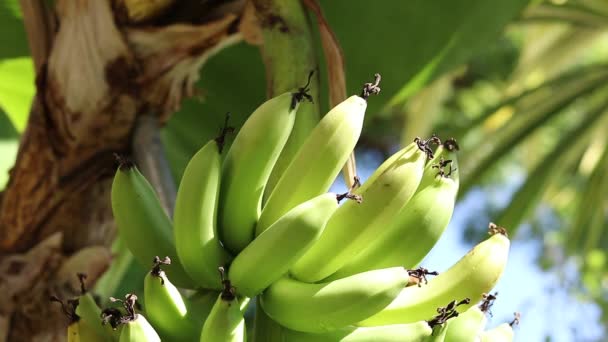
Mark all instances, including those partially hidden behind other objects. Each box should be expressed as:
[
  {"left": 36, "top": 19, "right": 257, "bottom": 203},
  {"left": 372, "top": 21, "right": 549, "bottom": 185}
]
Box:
[{"left": 1, "top": 0, "right": 606, "bottom": 339}]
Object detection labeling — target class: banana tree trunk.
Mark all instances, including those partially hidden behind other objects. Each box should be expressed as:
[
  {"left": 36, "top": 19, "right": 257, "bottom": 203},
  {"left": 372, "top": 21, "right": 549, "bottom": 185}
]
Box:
[{"left": 0, "top": 0, "right": 253, "bottom": 340}]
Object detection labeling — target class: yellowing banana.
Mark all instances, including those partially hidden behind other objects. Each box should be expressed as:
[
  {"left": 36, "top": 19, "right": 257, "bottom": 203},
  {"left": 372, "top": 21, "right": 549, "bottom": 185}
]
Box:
[
  {"left": 173, "top": 139, "right": 232, "bottom": 290},
  {"left": 358, "top": 228, "right": 510, "bottom": 326},
  {"left": 480, "top": 323, "right": 514, "bottom": 342},
  {"left": 200, "top": 286, "right": 246, "bottom": 342},
  {"left": 219, "top": 91, "right": 305, "bottom": 254},
  {"left": 260, "top": 267, "right": 409, "bottom": 333},
  {"left": 67, "top": 319, "right": 108, "bottom": 342},
  {"left": 290, "top": 141, "right": 428, "bottom": 282},
  {"left": 111, "top": 160, "right": 193, "bottom": 288},
  {"left": 256, "top": 94, "right": 368, "bottom": 235},
  {"left": 280, "top": 321, "right": 433, "bottom": 342},
  {"left": 229, "top": 193, "right": 340, "bottom": 298},
  {"left": 143, "top": 257, "right": 201, "bottom": 341},
  {"left": 329, "top": 146, "right": 458, "bottom": 279}
]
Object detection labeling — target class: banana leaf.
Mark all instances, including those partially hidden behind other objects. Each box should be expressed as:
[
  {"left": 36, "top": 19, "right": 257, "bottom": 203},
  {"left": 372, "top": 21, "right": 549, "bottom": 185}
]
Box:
[
  {"left": 495, "top": 87, "right": 608, "bottom": 236},
  {"left": 459, "top": 69, "right": 608, "bottom": 195}
]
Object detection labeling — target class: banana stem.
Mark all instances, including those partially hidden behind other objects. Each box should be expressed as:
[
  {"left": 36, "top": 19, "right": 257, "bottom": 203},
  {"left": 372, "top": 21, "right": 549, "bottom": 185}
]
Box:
[
  {"left": 254, "top": 0, "right": 321, "bottom": 196},
  {"left": 132, "top": 113, "right": 177, "bottom": 216}
]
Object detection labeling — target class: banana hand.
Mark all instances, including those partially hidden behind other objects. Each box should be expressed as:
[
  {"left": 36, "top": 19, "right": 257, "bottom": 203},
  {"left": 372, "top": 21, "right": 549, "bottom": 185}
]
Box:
[
  {"left": 291, "top": 140, "right": 428, "bottom": 282},
  {"left": 358, "top": 226, "right": 510, "bottom": 326},
  {"left": 230, "top": 193, "right": 341, "bottom": 298}
]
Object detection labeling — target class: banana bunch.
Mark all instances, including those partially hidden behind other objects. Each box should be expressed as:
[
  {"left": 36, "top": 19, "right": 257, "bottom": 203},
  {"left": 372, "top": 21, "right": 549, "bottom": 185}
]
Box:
[{"left": 105, "top": 73, "right": 519, "bottom": 341}]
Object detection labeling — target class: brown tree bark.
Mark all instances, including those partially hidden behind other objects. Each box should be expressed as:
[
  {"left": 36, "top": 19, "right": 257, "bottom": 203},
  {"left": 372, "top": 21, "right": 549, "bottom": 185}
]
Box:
[{"left": 0, "top": 0, "right": 252, "bottom": 340}]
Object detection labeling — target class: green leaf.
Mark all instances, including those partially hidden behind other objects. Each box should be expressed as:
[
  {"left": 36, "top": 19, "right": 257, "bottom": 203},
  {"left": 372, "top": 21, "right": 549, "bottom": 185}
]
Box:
[
  {"left": 0, "top": 1, "right": 30, "bottom": 59},
  {"left": 317, "top": 0, "right": 530, "bottom": 115},
  {"left": 459, "top": 69, "right": 608, "bottom": 195},
  {"left": 0, "top": 57, "right": 35, "bottom": 132},
  {"left": 0, "top": 109, "right": 18, "bottom": 190},
  {"left": 495, "top": 87, "right": 608, "bottom": 235}
]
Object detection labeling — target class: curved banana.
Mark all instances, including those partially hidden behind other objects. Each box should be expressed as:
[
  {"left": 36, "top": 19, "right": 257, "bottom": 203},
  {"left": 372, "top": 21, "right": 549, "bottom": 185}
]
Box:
[
  {"left": 480, "top": 323, "right": 514, "bottom": 342},
  {"left": 143, "top": 257, "right": 202, "bottom": 341},
  {"left": 118, "top": 314, "right": 161, "bottom": 342},
  {"left": 328, "top": 146, "right": 458, "bottom": 279},
  {"left": 280, "top": 321, "right": 432, "bottom": 342},
  {"left": 259, "top": 267, "right": 410, "bottom": 333},
  {"left": 229, "top": 193, "right": 340, "bottom": 297},
  {"left": 358, "top": 227, "right": 510, "bottom": 326},
  {"left": 111, "top": 159, "right": 193, "bottom": 288},
  {"left": 256, "top": 94, "right": 368, "bottom": 235},
  {"left": 444, "top": 306, "right": 487, "bottom": 342},
  {"left": 200, "top": 274, "right": 246, "bottom": 342},
  {"left": 219, "top": 90, "right": 308, "bottom": 254},
  {"left": 290, "top": 141, "right": 428, "bottom": 282},
  {"left": 173, "top": 139, "right": 232, "bottom": 290}
]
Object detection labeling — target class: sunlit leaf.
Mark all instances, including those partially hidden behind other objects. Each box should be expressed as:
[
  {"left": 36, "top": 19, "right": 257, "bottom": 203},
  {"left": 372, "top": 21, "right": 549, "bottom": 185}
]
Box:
[
  {"left": 459, "top": 69, "right": 608, "bottom": 194},
  {"left": 521, "top": 3, "right": 608, "bottom": 28},
  {"left": 0, "top": 57, "right": 35, "bottom": 132},
  {"left": 495, "top": 87, "right": 608, "bottom": 235},
  {"left": 0, "top": 109, "right": 18, "bottom": 190}
]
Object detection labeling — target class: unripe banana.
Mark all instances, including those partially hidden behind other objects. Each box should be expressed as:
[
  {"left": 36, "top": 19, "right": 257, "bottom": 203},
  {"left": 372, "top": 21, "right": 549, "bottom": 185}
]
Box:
[
  {"left": 280, "top": 321, "right": 433, "bottom": 342},
  {"left": 480, "top": 323, "right": 514, "bottom": 342},
  {"left": 200, "top": 277, "right": 246, "bottom": 342},
  {"left": 119, "top": 314, "right": 161, "bottom": 342},
  {"left": 229, "top": 193, "right": 341, "bottom": 297},
  {"left": 443, "top": 306, "right": 487, "bottom": 342},
  {"left": 143, "top": 257, "right": 201, "bottom": 341},
  {"left": 290, "top": 141, "right": 428, "bottom": 282},
  {"left": 111, "top": 159, "right": 193, "bottom": 288},
  {"left": 260, "top": 267, "right": 410, "bottom": 333},
  {"left": 75, "top": 292, "right": 115, "bottom": 341},
  {"left": 358, "top": 227, "right": 510, "bottom": 326},
  {"left": 219, "top": 90, "right": 308, "bottom": 254},
  {"left": 256, "top": 94, "right": 368, "bottom": 235},
  {"left": 328, "top": 146, "right": 458, "bottom": 279},
  {"left": 173, "top": 139, "right": 232, "bottom": 290}
]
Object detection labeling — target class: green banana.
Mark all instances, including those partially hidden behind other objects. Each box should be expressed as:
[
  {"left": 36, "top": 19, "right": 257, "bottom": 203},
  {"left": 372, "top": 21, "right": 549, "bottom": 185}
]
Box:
[
  {"left": 425, "top": 322, "right": 450, "bottom": 342},
  {"left": 173, "top": 138, "right": 232, "bottom": 290},
  {"left": 219, "top": 89, "right": 310, "bottom": 254},
  {"left": 119, "top": 314, "right": 161, "bottom": 342},
  {"left": 290, "top": 140, "right": 428, "bottom": 282},
  {"left": 256, "top": 94, "right": 369, "bottom": 235},
  {"left": 259, "top": 267, "right": 410, "bottom": 333},
  {"left": 76, "top": 293, "right": 116, "bottom": 341},
  {"left": 229, "top": 193, "right": 343, "bottom": 297},
  {"left": 111, "top": 158, "right": 193, "bottom": 288},
  {"left": 101, "top": 293, "right": 160, "bottom": 342},
  {"left": 143, "top": 257, "right": 202, "bottom": 341},
  {"left": 200, "top": 268, "right": 246, "bottom": 342},
  {"left": 280, "top": 321, "right": 433, "bottom": 342},
  {"left": 443, "top": 306, "right": 487, "bottom": 342},
  {"left": 480, "top": 323, "right": 514, "bottom": 342},
  {"left": 328, "top": 142, "right": 459, "bottom": 279},
  {"left": 358, "top": 226, "right": 510, "bottom": 326}
]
